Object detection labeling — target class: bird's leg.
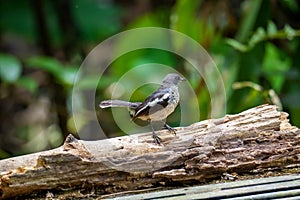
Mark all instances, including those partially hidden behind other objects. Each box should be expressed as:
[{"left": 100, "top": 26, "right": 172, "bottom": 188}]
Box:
[
  {"left": 164, "top": 123, "right": 176, "bottom": 135},
  {"left": 150, "top": 122, "right": 161, "bottom": 145}
]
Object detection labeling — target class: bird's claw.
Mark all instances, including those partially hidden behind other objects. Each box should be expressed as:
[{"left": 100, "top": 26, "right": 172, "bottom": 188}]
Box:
[
  {"left": 153, "top": 134, "right": 161, "bottom": 145},
  {"left": 165, "top": 124, "right": 177, "bottom": 135}
]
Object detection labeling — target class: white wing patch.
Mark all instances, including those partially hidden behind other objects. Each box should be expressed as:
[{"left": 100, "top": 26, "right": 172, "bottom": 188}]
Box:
[
  {"left": 134, "top": 93, "right": 170, "bottom": 118},
  {"left": 148, "top": 93, "right": 170, "bottom": 107}
]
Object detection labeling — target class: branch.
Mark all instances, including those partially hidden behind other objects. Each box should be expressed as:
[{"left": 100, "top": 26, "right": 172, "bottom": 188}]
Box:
[{"left": 0, "top": 104, "right": 299, "bottom": 199}]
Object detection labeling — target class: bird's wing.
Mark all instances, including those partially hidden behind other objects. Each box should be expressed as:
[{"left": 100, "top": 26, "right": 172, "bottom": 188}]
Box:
[{"left": 132, "top": 90, "right": 170, "bottom": 120}]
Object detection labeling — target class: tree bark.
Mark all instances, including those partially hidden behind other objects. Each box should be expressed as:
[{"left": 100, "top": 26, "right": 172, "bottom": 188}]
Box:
[{"left": 0, "top": 104, "right": 299, "bottom": 199}]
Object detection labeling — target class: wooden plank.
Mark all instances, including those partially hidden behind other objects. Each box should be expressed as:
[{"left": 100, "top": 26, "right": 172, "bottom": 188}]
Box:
[
  {"left": 229, "top": 189, "right": 300, "bottom": 200},
  {"left": 106, "top": 175, "right": 300, "bottom": 200}
]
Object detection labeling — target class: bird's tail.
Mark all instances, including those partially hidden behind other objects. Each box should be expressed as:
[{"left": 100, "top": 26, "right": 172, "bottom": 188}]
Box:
[{"left": 99, "top": 100, "right": 141, "bottom": 109}]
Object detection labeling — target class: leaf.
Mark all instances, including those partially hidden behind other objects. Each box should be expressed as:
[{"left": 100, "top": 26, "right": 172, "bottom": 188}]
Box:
[
  {"left": 76, "top": 75, "right": 102, "bottom": 90},
  {"left": 267, "top": 21, "right": 277, "bottom": 37},
  {"left": 284, "top": 24, "right": 296, "bottom": 40},
  {"left": 16, "top": 76, "right": 38, "bottom": 93},
  {"left": 27, "top": 57, "right": 79, "bottom": 87},
  {"left": 249, "top": 27, "right": 266, "bottom": 47},
  {"left": 225, "top": 39, "right": 248, "bottom": 52},
  {"left": 262, "top": 43, "right": 291, "bottom": 92},
  {"left": 171, "top": 0, "right": 203, "bottom": 41},
  {"left": 56, "top": 66, "right": 78, "bottom": 86},
  {"left": 26, "top": 56, "right": 61, "bottom": 75},
  {"left": 0, "top": 54, "right": 22, "bottom": 83},
  {"left": 235, "top": 0, "right": 263, "bottom": 42}
]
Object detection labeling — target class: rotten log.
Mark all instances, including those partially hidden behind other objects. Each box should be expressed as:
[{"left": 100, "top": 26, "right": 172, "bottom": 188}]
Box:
[{"left": 0, "top": 104, "right": 299, "bottom": 199}]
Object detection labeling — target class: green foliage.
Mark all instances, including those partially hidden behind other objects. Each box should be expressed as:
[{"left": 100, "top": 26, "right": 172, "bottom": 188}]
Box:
[
  {"left": 227, "top": 22, "right": 300, "bottom": 52},
  {"left": 0, "top": 55, "right": 39, "bottom": 93},
  {"left": 280, "top": 0, "right": 299, "bottom": 12},
  {"left": 72, "top": 0, "right": 122, "bottom": 41},
  {"left": 235, "top": 0, "right": 264, "bottom": 42},
  {"left": 27, "top": 57, "right": 62, "bottom": 75},
  {"left": 0, "top": 54, "right": 22, "bottom": 83},
  {"left": 233, "top": 81, "right": 282, "bottom": 110},
  {"left": 262, "top": 43, "right": 291, "bottom": 92},
  {"left": 0, "top": 1, "right": 36, "bottom": 41},
  {"left": 27, "top": 57, "right": 78, "bottom": 87},
  {"left": 16, "top": 77, "right": 38, "bottom": 93},
  {"left": 171, "top": 0, "right": 203, "bottom": 41},
  {"left": 1, "top": 0, "right": 300, "bottom": 157}
]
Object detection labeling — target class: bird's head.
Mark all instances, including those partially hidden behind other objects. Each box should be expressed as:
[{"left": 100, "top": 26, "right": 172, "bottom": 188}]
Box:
[{"left": 162, "top": 73, "right": 185, "bottom": 86}]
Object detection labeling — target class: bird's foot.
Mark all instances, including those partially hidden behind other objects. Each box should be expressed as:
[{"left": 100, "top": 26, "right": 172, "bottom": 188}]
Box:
[
  {"left": 164, "top": 124, "right": 176, "bottom": 135},
  {"left": 152, "top": 132, "right": 161, "bottom": 145}
]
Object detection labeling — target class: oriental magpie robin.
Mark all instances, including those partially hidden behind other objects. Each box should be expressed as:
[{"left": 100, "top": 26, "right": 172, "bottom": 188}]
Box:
[{"left": 99, "top": 73, "right": 185, "bottom": 144}]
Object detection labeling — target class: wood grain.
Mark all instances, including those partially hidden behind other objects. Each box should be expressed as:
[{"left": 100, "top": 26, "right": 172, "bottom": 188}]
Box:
[{"left": 0, "top": 104, "right": 299, "bottom": 199}]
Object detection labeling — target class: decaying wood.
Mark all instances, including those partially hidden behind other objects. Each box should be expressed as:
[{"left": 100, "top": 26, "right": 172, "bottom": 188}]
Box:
[{"left": 0, "top": 104, "right": 299, "bottom": 199}]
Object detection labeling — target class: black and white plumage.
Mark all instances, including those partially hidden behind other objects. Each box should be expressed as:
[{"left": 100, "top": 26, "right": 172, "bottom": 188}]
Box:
[{"left": 99, "top": 73, "right": 185, "bottom": 144}]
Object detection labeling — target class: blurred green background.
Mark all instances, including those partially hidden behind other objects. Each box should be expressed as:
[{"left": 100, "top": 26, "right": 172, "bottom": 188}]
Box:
[{"left": 0, "top": 0, "right": 300, "bottom": 158}]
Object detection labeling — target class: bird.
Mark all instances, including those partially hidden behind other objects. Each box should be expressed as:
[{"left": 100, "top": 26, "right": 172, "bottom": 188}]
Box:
[{"left": 99, "top": 73, "right": 185, "bottom": 144}]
